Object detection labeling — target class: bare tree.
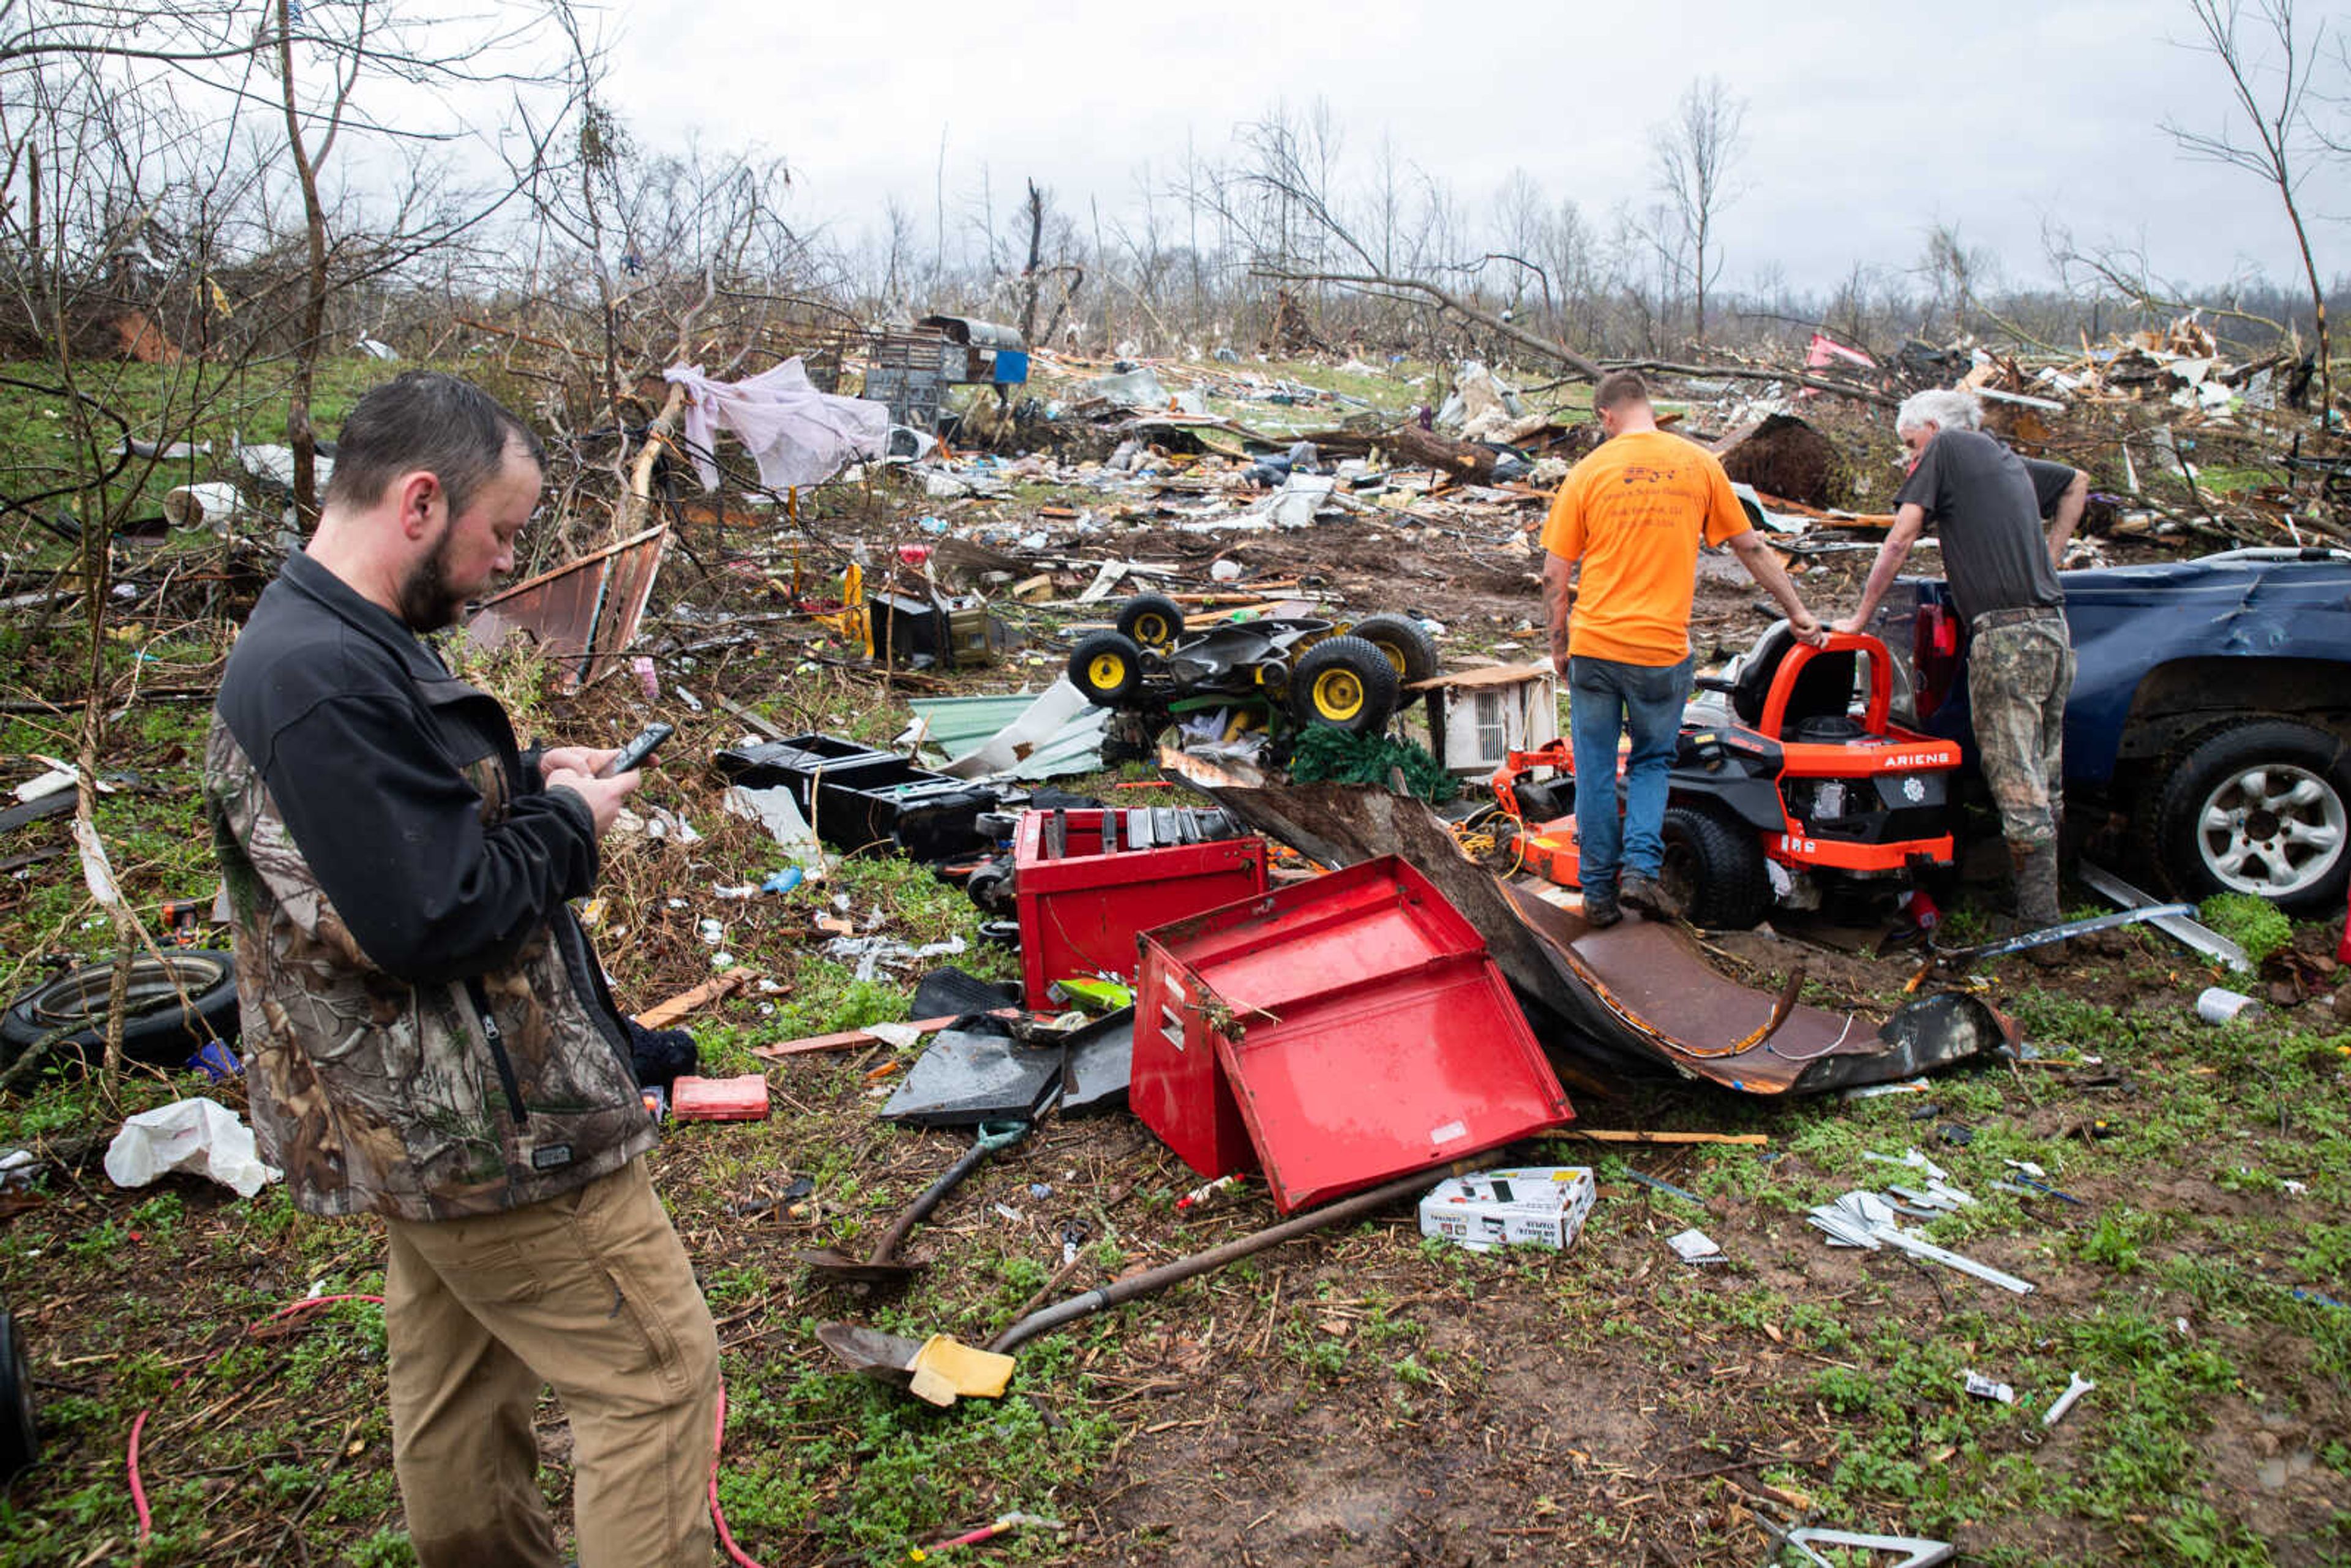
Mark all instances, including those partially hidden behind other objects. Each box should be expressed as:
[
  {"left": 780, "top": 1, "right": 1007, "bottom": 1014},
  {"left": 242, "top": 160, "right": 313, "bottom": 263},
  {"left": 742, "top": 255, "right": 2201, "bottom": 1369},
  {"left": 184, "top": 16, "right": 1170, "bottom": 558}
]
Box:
[
  {"left": 2166, "top": 0, "right": 2333, "bottom": 415},
  {"left": 1649, "top": 75, "right": 1747, "bottom": 350}
]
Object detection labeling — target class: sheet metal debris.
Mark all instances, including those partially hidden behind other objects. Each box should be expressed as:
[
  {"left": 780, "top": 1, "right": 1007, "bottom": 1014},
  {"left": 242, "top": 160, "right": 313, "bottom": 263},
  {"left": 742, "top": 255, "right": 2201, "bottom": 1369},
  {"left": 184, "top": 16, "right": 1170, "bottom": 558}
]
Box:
[
  {"left": 463, "top": 524, "right": 667, "bottom": 691},
  {"left": 1807, "top": 1191, "right": 2035, "bottom": 1295},
  {"left": 2077, "top": 861, "right": 2252, "bottom": 972}
]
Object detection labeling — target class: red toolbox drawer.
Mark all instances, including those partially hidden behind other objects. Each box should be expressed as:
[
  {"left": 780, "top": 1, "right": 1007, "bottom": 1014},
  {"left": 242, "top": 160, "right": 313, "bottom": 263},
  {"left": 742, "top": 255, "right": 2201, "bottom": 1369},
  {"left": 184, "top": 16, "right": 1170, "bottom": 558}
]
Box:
[
  {"left": 1134, "top": 855, "right": 1572, "bottom": 1210},
  {"left": 1014, "top": 808, "right": 1267, "bottom": 1008}
]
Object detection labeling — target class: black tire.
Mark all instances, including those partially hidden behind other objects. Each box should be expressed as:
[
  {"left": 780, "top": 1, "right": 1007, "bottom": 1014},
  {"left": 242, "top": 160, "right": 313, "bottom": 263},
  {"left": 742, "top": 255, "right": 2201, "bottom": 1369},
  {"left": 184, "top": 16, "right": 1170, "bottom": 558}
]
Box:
[
  {"left": 1659, "top": 806, "right": 1771, "bottom": 929},
  {"left": 1288, "top": 635, "right": 1400, "bottom": 734},
  {"left": 1068, "top": 632, "right": 1143, "bottom": 706},
  {"left": 2144, "top": 719, "right": 2351, "bottom": 915},
  {"left": 0, "top": 1304, "right": 37, "bottom": 1483},
  {"left": 0, "top": 950, "right": 239, "bottom": 1071},
  {"left": 1348, "top": 614, "right": 1441, "bottom": 705},
  {"left": 1115, "top": 594, "right": 1186, "bottom": 653}
]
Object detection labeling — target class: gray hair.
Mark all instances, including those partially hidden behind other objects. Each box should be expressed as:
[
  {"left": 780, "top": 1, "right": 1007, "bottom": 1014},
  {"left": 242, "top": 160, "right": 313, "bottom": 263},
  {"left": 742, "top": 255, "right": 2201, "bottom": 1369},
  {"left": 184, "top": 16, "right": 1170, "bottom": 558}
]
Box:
[{"left": 1895, "top": 387, "right": 1982, "bottom": 437}]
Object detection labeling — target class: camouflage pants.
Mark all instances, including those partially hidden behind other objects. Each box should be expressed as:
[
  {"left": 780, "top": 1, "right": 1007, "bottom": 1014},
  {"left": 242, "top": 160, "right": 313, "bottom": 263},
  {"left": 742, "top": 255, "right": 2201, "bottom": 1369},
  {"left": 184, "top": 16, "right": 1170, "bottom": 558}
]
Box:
[{"left": 1968, "top": 613, "right": 2075, "bottom": 847}]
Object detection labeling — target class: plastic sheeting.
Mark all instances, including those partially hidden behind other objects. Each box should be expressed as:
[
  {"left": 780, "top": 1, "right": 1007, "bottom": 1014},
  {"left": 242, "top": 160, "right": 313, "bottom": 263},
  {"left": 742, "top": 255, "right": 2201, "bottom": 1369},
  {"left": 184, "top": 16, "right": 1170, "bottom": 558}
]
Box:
[{"left": 664, "top": 359, "right": 890, "bottom": 493}]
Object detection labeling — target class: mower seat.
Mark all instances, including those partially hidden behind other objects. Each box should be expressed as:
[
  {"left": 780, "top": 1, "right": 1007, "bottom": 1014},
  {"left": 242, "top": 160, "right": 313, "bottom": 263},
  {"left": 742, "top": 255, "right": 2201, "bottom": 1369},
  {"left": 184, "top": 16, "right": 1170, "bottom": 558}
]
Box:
[{"left": 1723, "top": 625, "right": 1861, "bottom": 738}]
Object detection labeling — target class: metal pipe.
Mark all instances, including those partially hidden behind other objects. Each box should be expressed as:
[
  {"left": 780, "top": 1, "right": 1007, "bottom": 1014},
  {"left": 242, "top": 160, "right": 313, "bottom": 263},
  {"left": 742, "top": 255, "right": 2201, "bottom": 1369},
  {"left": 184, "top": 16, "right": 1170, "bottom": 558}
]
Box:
[{"left": 986, "top": 1160, "right": 1476, "bottom": 1354}]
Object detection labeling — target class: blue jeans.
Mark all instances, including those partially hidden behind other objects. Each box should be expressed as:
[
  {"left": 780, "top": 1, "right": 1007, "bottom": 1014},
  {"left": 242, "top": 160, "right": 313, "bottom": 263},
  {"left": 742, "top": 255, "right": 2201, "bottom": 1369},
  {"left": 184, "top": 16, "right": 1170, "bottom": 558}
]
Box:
[{"left": 1569, "top": 654, "right": 1691, "bottom": 887}]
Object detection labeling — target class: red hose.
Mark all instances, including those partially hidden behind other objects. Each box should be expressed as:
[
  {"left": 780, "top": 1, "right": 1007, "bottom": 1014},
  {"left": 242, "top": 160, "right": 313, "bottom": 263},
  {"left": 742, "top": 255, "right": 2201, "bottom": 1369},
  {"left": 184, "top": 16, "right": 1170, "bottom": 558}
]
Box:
[{"left": 708, "top": 1381, "right": 763, "bottom": 1568}]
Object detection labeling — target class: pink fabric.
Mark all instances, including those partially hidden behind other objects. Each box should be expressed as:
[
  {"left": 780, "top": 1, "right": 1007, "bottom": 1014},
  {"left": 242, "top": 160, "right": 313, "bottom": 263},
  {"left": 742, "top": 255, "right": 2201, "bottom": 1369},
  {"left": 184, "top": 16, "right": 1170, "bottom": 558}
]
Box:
[{"left": 663, "top": 359, "right": 889, "bottom": 493}]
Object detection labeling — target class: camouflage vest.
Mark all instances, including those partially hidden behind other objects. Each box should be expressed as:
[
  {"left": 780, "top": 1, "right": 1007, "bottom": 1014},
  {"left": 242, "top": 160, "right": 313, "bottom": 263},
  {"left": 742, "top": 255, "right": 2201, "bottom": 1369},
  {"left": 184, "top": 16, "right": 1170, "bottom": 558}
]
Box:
[{"left": 204, "top": 696, "right": 654, "bottom": 1221}]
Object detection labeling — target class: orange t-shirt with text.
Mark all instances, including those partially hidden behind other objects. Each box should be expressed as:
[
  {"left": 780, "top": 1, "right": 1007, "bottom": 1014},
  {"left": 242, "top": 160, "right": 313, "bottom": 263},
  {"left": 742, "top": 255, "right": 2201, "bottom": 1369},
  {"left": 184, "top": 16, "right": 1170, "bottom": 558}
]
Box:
[{"left": 1539, "top": 429, "right": 1749, "bottom": 666}]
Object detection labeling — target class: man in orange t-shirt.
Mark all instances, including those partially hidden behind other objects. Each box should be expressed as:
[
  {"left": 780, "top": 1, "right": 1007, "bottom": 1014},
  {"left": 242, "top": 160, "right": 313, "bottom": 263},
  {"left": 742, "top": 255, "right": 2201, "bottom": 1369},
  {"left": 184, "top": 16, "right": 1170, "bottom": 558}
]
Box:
[{"left": 1541, "top": 370, "right": 1824, "bottom": 925}]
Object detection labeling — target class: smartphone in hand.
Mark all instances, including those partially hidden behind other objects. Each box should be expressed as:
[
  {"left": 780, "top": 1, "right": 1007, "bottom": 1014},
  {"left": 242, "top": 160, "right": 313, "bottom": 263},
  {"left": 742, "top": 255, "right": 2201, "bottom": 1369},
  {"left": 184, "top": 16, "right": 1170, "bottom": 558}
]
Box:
[{"left": 596, "top": 722, "right": 673, "bottom": 778}]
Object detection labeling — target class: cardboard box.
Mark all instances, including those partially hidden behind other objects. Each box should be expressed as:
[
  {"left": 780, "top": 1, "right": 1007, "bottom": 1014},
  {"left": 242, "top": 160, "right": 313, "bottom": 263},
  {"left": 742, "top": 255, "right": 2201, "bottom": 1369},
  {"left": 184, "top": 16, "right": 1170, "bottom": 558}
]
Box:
[{"left": 1417, "top": 1166, "right": 1596, "bottom": 1253}]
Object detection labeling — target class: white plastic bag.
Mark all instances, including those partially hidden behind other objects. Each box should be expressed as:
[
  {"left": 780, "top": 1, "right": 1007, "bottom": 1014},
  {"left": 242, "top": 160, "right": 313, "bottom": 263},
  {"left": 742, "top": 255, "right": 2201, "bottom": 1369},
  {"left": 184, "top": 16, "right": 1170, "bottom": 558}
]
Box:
[{"left": 103, "top": 1097, "right": 281, "bottom": 1199}]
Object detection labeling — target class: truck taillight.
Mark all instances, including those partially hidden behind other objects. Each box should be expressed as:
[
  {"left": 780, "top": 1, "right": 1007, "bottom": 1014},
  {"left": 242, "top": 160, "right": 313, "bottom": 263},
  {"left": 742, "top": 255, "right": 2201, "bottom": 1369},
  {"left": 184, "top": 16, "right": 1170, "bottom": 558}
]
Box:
[{"left": 1913, "top": 602, "right": 1961, "bottom": 719}]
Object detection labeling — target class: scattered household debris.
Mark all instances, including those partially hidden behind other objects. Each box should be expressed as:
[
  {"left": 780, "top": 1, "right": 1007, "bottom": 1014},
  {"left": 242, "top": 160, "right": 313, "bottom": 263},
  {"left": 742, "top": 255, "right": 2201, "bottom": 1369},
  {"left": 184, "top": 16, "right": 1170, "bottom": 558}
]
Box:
[
  {"left": 103, "top": 1098, "right": 279, "bottom": 1198},
  {"left": 1666, "top": 1228, "right": 1728, "bottom": 1264},
  {"left": 2043, "top": 1371, "right": 2095, "bottom": 1427},
  {"left": 1807, "top": 1191, "right": 2034, "bottom": 1295},
  {"left": 1417, "top": 1166, "right": 1597, "bottom": 1253}
]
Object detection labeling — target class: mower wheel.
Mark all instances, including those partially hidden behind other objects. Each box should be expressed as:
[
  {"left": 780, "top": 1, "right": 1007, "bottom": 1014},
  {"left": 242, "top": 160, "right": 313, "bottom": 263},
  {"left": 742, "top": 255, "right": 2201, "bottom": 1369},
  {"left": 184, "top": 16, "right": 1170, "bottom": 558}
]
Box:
[
  {"left": 1115, "top": 594, "right": 1187, "bottom": 653},
  {"left": 1289, "top": 636, "right": 1400, "bottom": 734},
  {"left": 1348, "top": 615, "right": 1440, "bottom": 702},
  {"left": 0, "top": 1300, "right": 34, "bottom": 1483},
  {"left": 1069, "top": 632, "right": 1144, "bottom": 706},
  {"left": 1660, "top": 806, "right": 1771, "bottom": 929}
]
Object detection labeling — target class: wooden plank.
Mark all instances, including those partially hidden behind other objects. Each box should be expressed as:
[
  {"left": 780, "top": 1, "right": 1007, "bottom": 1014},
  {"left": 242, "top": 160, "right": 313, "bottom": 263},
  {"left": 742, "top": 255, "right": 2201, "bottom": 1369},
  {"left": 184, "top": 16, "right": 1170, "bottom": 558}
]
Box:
[
  {"left": 634, "top": 967, "right": 760, "bottom": 1030},
  {"left": 1560, "top": 1129, "right": 1769, "bottom": 1147},
  {"left": 752, "top": 1008, "right": 1021, "bottom": 1059}
]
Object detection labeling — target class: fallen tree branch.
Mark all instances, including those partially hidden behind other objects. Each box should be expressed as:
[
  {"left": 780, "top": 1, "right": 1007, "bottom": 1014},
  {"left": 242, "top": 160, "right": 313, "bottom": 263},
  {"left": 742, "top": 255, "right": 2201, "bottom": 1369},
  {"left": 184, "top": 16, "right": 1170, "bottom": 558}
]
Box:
[
  {"left": 1600, "top": 358, "right": 1900, "bottom": 409},
  {"left": 1251, "top": 268, "right": 1605, "bottom": 381}
]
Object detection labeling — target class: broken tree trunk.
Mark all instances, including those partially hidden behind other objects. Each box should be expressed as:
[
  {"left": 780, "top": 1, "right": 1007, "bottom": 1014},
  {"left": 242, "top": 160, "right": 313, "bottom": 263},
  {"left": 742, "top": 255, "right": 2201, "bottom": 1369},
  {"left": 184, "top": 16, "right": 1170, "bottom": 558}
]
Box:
[
  {"left": 1386, "top": 424, "right": 1503, "bottom": 484},
  {"left": 613, "top": 271, "right": 718, "bottom": 542}
]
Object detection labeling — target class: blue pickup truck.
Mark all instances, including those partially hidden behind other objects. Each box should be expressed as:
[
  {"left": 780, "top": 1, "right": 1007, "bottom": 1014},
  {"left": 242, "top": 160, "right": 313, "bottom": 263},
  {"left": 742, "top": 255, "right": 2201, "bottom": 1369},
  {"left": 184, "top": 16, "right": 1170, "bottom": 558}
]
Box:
[{"left": 1874, "top": 547, "right": 2351, "bottom": 916}]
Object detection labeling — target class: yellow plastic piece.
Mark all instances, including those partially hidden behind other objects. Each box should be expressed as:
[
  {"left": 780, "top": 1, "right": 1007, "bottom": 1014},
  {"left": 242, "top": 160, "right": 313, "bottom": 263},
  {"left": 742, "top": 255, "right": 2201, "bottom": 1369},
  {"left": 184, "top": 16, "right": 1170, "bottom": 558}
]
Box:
[{"left": 906, "top": 1335, "right": 1014, "bottom": 1406}]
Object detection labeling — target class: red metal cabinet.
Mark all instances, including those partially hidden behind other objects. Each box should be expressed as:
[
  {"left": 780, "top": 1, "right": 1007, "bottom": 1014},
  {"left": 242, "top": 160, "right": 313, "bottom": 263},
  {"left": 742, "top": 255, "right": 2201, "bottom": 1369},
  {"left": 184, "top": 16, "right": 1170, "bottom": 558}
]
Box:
[
  {"left": 1134, "top": 855, "right": 1573, "bottom": 1211},
  {"left": 1013, "top": 809, "right": 1267, "bottom": 1008}
]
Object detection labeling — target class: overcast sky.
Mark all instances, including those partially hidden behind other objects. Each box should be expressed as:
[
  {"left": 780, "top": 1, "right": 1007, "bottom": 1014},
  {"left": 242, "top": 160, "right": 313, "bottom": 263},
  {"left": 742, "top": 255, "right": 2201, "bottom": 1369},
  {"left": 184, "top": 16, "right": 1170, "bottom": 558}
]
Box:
[{"left": 604, "top": 0, "right": 2349, "bottom": 298}]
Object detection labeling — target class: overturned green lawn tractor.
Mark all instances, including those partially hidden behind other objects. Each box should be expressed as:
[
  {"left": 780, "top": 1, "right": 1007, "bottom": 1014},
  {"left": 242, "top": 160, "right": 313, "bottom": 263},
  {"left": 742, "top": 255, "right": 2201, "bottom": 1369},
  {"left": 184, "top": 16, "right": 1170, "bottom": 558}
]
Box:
[{"left": 1068, "top": 593, "right": 1438, "bottom": 761}]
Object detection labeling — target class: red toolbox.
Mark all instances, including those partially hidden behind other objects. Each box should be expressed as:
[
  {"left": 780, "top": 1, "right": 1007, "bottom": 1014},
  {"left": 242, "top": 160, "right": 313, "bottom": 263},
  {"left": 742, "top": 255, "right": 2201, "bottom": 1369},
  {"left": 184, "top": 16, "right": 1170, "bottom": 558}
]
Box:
[
  {"left": 1014, "top": 808, "right": 1267, "bottom": 1008},
  {"left": 1133, "top": 855, "right": 1573, "bottom": 1211}
]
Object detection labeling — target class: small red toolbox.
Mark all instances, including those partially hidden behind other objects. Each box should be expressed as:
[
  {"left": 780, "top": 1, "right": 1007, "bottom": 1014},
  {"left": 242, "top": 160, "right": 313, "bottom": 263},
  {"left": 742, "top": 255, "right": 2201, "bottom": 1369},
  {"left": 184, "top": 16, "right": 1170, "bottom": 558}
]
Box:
[
  {"left": 1134, "top": 855, "right": 1572, "bottom": 1211},
  {"left": 669, "top": 1074, "right": 771, "bottom": 1122},
  {"left": 1013, "top": 808, "right": 1268, "bottom": 1008}
]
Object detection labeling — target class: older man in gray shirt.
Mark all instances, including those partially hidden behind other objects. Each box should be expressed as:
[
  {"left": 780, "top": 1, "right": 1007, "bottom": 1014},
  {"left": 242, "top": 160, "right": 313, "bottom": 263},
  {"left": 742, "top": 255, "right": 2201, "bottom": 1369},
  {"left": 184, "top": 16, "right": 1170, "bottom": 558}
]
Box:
[{"left": 1835, "top": 388, "right": 2090, "bottom": 961}]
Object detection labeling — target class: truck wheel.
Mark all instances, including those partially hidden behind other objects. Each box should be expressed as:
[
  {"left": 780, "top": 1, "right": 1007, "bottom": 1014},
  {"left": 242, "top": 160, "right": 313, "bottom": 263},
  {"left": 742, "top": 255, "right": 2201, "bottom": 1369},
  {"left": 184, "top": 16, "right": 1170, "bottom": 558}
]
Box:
[
  {"left": 1115, "top": 594, "right": 1186, "bottom": 653},
  {"left": 1289, "top": 636, "right": 1400, "bottom": 734},
  {"left": 1660, "top": 806, "right": 1771, "bottom": 929},
  {"left": 1348, "top": 615, "right": 1440, "bottom": 704},
  {"left": 2147, "top": 719, "right": 2351, "bottom": 915},
  {"left": 1069, "top": 632, "right": 1143, "bottom": 706},
  {"left": 1, "top": 950, "right": 240, "bottom": 1071}
]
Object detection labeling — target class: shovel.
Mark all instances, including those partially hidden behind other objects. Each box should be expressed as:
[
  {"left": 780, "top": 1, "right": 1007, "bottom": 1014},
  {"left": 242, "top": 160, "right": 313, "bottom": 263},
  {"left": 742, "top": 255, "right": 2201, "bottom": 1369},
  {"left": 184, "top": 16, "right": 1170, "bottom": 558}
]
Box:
[
  {"left": 817, "top": 1158, "right": 1479, "bottom": 1395},
  {"left": 796, "top": 1119, "right": 1030, "bottom": 1286}
]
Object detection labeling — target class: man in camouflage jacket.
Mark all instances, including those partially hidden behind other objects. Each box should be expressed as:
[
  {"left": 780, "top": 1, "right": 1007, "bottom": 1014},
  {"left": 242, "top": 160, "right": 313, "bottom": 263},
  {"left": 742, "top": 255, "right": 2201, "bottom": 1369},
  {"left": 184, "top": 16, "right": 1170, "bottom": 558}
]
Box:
[{"left": 205, "top": 372, "right": 717, "bottom": 1567}]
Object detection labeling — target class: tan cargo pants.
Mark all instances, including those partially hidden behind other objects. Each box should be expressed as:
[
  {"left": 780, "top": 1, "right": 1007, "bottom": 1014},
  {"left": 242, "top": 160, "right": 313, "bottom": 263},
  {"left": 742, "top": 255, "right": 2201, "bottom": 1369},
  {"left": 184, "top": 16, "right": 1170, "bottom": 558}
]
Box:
[{"left": 381, "top": 1157, "right": 719, "bottom": 1568}]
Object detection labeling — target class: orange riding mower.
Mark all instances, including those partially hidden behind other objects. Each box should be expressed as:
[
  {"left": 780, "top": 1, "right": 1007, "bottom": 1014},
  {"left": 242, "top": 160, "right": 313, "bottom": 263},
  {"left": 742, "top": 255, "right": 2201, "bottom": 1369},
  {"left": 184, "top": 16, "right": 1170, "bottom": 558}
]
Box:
[{"left": 1486, "top": 628, "right": 1962, "bottom": 929}]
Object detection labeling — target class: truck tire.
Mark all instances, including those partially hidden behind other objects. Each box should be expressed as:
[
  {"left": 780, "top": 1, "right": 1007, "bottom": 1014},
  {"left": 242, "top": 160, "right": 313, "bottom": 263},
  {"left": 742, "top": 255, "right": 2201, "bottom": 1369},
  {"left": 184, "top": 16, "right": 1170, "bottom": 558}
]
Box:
[
  {"left": 1348, "top": 615, "right": 1440, "bottom": 704},
  {"left": 0, "top": 950, "right": 240, "bottom": 1071},
  {"left": 1660, "top": 806, "right": 1771, "bottom": 929},
  {"left": 1068, "top": 632, "right": 1143, "bottom": 706},
  {"left": 1114, "top": 594, "right": 1186, "bottom": 653},
  {"left": 2145, "top": 719, "right": 2351, "bottom": 915},
  {"left": 1289, "top": 636, "right": 1400, "bottom": 734}
]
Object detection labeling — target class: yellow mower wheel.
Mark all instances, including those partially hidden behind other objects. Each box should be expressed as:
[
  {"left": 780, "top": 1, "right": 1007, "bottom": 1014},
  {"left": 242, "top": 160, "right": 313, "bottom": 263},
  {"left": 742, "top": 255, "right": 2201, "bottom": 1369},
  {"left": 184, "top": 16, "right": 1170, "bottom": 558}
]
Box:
[{"left": 1068, "top": 631, "right": 1144, "bottom": 705}]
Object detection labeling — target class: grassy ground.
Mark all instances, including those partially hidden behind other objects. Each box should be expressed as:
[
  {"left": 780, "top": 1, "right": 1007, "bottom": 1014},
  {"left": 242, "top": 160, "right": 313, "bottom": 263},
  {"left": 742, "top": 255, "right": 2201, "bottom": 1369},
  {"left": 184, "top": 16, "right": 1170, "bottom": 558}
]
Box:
[{"left": 0, "top": 352, "right": 2345, "bottom": 1564}]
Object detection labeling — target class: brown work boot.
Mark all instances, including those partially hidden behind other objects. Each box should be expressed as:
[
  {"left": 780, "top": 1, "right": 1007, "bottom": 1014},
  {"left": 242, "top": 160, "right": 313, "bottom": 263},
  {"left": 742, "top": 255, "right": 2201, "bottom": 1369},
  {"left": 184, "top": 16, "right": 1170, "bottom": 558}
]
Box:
[
  {"left": 2009, "top": 840, "right": 2066, "bottom": 968},
  {"left": 1619, "top": 872, "right": 1678, "bottom": 920},
  {"left": 1581, "top": 880, "right": 1622, "bottom": 929}
]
